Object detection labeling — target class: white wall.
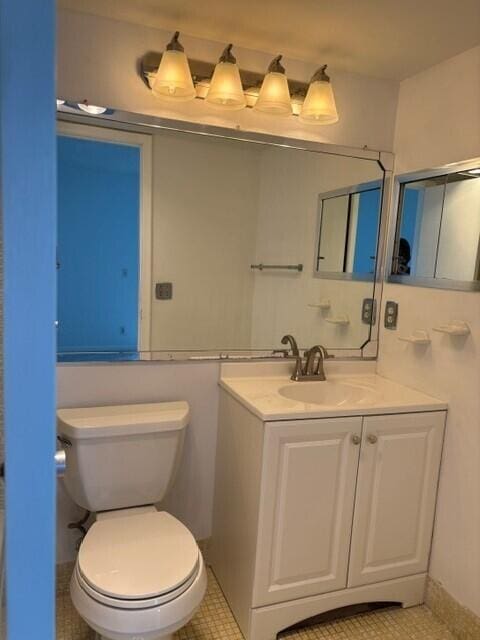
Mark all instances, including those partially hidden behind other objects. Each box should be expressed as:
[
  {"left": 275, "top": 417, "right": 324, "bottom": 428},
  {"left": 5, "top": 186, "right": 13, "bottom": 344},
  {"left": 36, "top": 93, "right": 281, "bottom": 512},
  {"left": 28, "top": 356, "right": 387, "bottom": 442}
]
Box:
[
  {"left": 378, "top": 45, "right": 480, "bottom": 616},
  {"left": 319, "top": 195, "right": 349, "bottom": 273},
  {"left": 414, "top": 185, "right": 443, "bottom": 278},
  {"left": 393, "top": 46, "right": 480, "bottom": 175},
  {"left": 436, "top": 178, "right": 480, "bottom": 280},
  {"left": 57, "top": 9, "right": 398, "bottom": 152},
  {"left": 150, "top": 130, "right": 261, "bottom": 350}
]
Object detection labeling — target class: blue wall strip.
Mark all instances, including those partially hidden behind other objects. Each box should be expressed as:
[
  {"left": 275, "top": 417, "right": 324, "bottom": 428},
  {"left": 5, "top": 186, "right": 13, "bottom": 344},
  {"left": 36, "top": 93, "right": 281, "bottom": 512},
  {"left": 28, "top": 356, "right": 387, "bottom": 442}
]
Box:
[
  {"left": 353, "top": 188, "right": 381, "bottom": 274},
  {"left": 0, "top": 0, "right": 57, "bottom": 637}
]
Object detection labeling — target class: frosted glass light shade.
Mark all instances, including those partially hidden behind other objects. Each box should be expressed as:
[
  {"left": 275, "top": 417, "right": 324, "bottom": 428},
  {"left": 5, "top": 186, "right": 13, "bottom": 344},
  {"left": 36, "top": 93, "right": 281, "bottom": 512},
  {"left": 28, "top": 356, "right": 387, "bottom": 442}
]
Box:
[
  {"left": 152, "top": 50, "right": 196, "bottom": 101},
  {"left": 78, "top": 103, "right": 107, "bottom": 115},
  {"left": 254, "top": 72, "right": 292, "bottom": 116},
  {"left": 300, "top": 80, "right": 339, "bottom": 124},
  {"left": 206, "top": 62, "right": 246, "bottom": 110}
]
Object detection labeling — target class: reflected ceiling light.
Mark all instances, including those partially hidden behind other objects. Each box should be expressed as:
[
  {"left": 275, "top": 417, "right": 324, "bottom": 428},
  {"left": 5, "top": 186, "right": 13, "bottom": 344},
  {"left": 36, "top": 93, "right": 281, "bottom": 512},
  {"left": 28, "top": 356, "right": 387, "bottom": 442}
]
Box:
[
  {"left": 151, "top": 31, "right": 196, "bottom": 102},
  {"left": 206, "top": 44, "right": 246, "bottom": 111},
  {"left": 78, "top": 101, "right": 107, "bottom": 115},
  {"left": 56, "top": 99, "right": 65, "bottom": 108},
  {"left": 254, "top": 55, "right": 292, "bottom": 116},
  {"left": 467, "top": 168, "right": 480, "bottom": 175},
  {"left": 300, "top": 65, "right": 339, "bottom": 124}
]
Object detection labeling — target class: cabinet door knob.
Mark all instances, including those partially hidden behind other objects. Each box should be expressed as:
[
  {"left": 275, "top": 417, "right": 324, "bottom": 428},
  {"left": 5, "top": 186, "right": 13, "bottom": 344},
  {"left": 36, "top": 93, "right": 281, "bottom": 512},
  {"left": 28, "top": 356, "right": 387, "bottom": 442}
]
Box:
[
  {"left": 367, "top": 433, "right": 378, "bottom": 444},
  {"left": 351, "top": 434, "right": 361, "bottom": 445}
]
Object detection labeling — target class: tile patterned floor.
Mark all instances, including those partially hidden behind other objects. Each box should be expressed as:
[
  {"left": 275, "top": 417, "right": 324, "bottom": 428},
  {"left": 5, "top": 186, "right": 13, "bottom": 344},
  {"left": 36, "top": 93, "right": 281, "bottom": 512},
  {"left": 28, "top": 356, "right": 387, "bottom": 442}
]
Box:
[{"left": 57, "top": 567, "right": 455, "bottom": 640}]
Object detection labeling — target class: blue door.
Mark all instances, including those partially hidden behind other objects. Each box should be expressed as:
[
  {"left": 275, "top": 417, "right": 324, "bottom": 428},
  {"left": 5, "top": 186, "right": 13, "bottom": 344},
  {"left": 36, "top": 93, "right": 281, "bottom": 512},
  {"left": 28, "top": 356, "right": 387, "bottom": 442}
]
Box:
[
  {"left": 352, "top": 188, "right": 382, "bottom": 274},
  {"left": 0, "top": 0, "right": 57, "bottom": 638},
  {"left": 57, "top": 136, "right": 140, "bottom": 356}
]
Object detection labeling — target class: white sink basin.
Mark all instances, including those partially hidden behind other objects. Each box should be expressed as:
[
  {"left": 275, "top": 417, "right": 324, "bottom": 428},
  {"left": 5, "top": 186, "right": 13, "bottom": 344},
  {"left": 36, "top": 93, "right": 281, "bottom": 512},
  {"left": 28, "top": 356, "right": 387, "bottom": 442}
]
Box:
[
  {"left": 220, "top": 366, "right": 447, "bottom": 420},
  {"left": 278, "top": 380, "right": 373, "bottom": 406}
]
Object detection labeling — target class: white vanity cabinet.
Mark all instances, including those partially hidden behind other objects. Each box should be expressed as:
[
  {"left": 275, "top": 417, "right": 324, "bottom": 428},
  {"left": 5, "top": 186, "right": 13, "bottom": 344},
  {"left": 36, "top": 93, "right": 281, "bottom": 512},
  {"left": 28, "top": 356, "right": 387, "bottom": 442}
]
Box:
[{"left": 211, "top": 387, "right": 446, "bottom": 640}]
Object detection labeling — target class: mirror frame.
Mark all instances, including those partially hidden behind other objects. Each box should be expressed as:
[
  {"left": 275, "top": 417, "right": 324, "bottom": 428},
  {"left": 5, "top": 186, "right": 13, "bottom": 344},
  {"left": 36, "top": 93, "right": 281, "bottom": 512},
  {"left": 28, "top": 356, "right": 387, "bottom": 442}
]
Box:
[
  {"left": 56, "top": 102, "right": 394, "bottom": 361},
  {"left": 387, "top": 158, "right": 480, "bottom": 292}
]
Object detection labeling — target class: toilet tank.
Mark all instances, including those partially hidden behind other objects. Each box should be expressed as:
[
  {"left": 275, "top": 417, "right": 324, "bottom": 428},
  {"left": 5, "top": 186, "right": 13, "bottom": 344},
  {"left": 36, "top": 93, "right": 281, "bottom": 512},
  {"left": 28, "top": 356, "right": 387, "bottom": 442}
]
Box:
[{"left": 57, "top": 401, "right": 189, "bottom": 512}]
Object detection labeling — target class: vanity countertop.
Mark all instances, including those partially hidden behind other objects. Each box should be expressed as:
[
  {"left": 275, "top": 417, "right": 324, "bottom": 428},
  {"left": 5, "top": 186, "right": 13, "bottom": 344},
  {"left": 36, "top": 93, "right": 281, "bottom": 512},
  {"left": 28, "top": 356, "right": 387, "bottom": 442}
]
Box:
[{"left": 219, "top": 365, "right": 447, "bottom": 421}]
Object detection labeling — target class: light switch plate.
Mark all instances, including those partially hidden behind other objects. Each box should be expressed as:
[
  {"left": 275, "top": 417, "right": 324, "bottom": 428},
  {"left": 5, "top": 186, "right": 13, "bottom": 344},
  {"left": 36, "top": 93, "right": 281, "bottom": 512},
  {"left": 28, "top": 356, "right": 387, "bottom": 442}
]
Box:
[
  {"left": 155, "top": 282, "right": 173, "bottom": 300},
  {"left": 361, "top": 298, "right": 377, "bottom": 325},
  {"left": 384, "top": 300, "right": 398, "bottom": 330}
]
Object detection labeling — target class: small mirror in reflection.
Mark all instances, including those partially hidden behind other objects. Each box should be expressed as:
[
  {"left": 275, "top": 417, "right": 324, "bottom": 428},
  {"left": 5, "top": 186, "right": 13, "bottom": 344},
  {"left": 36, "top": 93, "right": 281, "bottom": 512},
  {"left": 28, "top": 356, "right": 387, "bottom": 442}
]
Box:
[{"left": 316, "top": 183, "right": 382, "bottom": 279}]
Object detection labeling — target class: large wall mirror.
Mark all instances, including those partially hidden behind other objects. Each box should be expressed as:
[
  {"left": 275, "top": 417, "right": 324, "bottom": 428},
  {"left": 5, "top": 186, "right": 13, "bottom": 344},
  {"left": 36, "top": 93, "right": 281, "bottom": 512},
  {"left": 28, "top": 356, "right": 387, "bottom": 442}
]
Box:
[
  {"left": 389, "top": 161, "right": 480, "bottom": 291},
  {"left": 56, "top": 107, "right": 390, "bottom": 362}
]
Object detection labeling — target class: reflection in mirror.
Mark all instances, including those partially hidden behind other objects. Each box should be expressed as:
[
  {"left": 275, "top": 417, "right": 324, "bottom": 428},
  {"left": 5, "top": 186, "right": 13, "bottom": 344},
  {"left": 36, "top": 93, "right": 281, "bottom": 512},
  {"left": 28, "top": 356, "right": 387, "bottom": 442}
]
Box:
[
  {"left": 56, "top": 115, "right": 385, "bottom": 360},
  {"left": 57, "top": 124, "right": 151, "bottom": 358},
  {"left": 316, "top": 183, "right": 381, "bottom": 278},
  {"left": 392, "top": 166, "right": 480, "bottom": 286}
]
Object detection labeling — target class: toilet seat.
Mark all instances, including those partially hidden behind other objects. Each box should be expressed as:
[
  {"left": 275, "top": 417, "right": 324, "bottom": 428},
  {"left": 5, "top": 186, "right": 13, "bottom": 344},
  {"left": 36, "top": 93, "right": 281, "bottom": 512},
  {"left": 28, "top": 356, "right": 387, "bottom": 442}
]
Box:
[
  {"left": 78, "top": 510, "right": 200, "bottom": 607},
  {"left": 75, "top": 560, "right": 200, "bottom": 610},
  {"left": 71, "top": 549, "right": 207, "bottom": 640}
]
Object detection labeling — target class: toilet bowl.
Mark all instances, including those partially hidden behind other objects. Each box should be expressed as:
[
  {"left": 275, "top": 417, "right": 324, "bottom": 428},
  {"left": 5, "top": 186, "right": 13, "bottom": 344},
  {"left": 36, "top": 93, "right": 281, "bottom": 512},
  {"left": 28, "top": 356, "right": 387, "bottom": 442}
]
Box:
[
  {"left": 57, "top": 401, "right": 207, "bottom": 640},
  {"left": 70, "top": 507, "right": 207, "bottom": 640}
]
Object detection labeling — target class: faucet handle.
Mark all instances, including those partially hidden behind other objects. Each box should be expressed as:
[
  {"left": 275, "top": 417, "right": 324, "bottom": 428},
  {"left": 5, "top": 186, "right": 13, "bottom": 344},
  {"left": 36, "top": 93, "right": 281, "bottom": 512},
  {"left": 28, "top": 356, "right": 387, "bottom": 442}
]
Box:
[{"left": 272, "top": 349, "right": 289, "bottom": 357}]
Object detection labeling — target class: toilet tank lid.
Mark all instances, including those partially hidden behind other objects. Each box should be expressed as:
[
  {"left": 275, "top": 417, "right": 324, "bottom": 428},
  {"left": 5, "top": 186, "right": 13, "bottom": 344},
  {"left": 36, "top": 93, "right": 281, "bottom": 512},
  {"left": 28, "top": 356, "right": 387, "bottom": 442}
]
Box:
[{"left": 57, "top": 401, "right": 189, "bottom": 440}]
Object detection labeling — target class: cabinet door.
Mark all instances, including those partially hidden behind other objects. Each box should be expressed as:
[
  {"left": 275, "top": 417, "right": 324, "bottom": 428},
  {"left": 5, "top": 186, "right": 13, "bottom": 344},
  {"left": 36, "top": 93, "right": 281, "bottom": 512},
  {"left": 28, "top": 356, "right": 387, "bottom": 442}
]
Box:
[
  {"left": 253, "top": 417, "right": 362, "bottom": 606},
  {"left": 348, "top": 411, "right": 445, "bottom": 588}
]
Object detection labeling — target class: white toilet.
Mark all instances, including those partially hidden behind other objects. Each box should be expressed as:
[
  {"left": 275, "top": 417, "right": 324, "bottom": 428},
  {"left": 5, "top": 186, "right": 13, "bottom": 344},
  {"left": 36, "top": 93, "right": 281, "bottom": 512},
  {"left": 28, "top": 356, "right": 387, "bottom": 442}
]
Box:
[{"left": 57, "top": 401, "right": 207, "bottom": 640}]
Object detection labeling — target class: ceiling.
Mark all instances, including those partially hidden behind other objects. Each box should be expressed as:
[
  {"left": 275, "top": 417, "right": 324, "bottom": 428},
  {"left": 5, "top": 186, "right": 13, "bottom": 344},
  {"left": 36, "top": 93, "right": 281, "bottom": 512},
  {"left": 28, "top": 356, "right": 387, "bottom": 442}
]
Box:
[{"left": 58, "top": 0, "right": 480, "bottom": 80}]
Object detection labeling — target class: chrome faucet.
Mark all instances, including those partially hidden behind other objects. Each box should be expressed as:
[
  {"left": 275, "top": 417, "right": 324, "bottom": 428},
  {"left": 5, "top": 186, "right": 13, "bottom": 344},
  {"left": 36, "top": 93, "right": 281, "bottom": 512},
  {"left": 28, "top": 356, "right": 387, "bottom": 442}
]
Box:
[
  {"left": 303, "top": 345, "right": 329, "bottom": 381},
  {"left": 280, "top": 336, "right": 332, "bottom": 382}
]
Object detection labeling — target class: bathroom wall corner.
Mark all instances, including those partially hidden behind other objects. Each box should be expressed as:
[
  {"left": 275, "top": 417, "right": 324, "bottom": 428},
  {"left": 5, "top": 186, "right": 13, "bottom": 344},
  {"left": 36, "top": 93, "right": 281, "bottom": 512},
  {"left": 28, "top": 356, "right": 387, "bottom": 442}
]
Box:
[{"left": 426, "top": 576, "right": 480, "bottom": 640}]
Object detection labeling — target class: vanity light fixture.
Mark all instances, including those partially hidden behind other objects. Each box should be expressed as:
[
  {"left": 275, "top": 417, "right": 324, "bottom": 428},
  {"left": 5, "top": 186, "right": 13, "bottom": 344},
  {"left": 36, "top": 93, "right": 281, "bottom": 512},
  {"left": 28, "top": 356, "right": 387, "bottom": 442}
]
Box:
[
  {"left": 140, "top": 44, "right": 339, "bottom": 123},
  {"left": 151, "top": 32, "right": 196, "bottom": 102},
  {"left": 300, "top": 65, "right": 339, "bottom": 124},
  {"left": 77, "top": 101, "right": 107, "bottom": 115},
  {"left": 254, "top": 55, "right": 292, "bottom": 116},
  {"left": 206, "top": 44, "right": 246, "bottom": 110}
]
